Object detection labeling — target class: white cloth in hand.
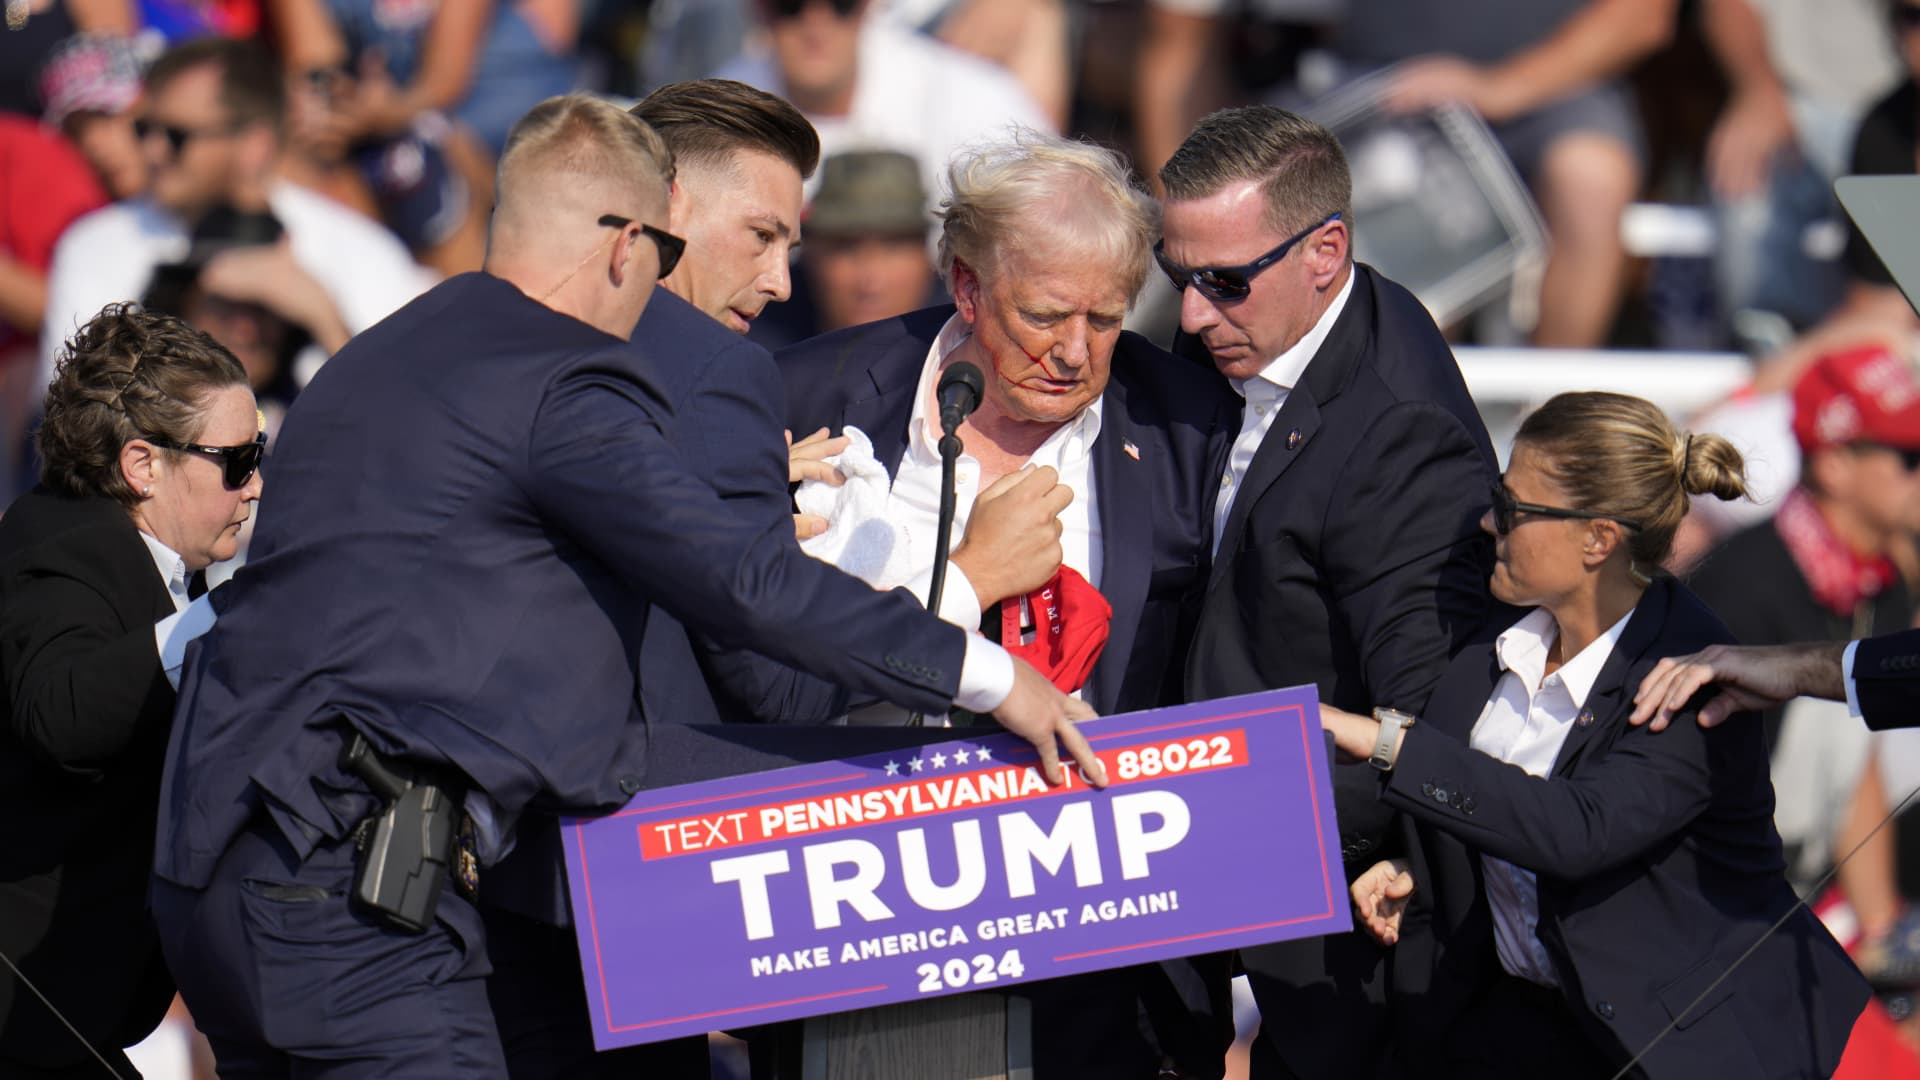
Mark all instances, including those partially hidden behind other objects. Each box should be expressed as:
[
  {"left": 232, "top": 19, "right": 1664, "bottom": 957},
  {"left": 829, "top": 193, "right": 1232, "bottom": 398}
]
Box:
[{"left": 797, "top": 425, "right": 915, "bottom": 588}]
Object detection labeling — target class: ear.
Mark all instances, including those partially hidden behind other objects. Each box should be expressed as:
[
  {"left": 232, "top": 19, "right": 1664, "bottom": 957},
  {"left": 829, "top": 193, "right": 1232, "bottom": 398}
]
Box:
[
  {"left": 237, "top": 123, "right": 279, "bottom": 178},
  {"left": 607, "top": 223, "right": 642, "bottom": 289},
  {"left": 1306, "top": 217, "right": 1350, "bottom": 288},
  {"left": 667, "top": 179, "right": 691, "bottom": 233},
  {"left": 952, "top": 259, "right": 983, "bottom": 324},
  {"left": 1582, "top": 519, "right": 1628, "bottom": 568},
  {"left": 1805, "top": 446, "right": 1849, "bottom": 501},
  {"left": 119, "top": 439, "right": 160, "bottom": 497}
]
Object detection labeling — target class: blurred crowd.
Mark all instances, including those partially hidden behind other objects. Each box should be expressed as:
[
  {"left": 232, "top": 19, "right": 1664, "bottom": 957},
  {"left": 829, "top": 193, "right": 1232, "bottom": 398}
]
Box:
[{"left": 15, "top": 0, "right": 1920, "bottom": 1073}]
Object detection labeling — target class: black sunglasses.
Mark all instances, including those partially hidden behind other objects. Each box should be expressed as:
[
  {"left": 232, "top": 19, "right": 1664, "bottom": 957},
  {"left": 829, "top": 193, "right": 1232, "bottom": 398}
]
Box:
[
  {"left": 599, "top": 215, "right": 686, "bottom": 279},
  {"left": 148, "top": 430, "right": 267, "bottom": 489},
  {"left": 767, "top": 0, "right": 859, "bottom": 17},
  {"left": 1852, "top": 441, "right": 1920, "bottom": 471},
  {"left": 1894, "top": 4, "right": 1920, "bottom": 30},
  {"left": 1155, "top": 212, "right": 1341, "bottom": 302},
  {"left": 1488, "top": 481, "right": 1642, "bottom": 537},
  {"left": 134, "top": 117, "right": 240, "bottom": 157}
]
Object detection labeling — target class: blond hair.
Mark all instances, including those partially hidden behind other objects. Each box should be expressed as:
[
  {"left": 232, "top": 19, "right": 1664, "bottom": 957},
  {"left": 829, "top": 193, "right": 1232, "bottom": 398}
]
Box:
[
  {"left": 1517, "top": 392, "right": 1748, "bottom": 566},
  {"left": 495, "top": 95, "right": 674, "bottom": 229},
  {"left": 936, "top": 128, "right": 1160, "bottom": 303}
]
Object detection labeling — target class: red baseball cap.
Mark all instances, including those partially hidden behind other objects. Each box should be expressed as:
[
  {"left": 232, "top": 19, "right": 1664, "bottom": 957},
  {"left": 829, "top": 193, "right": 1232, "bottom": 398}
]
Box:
[
  {"left": 1791, "top": 345, "right": 1920, "bottom": 453},
  {"left": 1001, "top": 567, "right": 1112, "bottom": 695}
]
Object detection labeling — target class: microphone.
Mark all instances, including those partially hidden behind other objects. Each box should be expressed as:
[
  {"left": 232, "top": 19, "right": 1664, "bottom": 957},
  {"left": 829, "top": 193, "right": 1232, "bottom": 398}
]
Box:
[{"left": 937, "top": 361, "right": 985, "bottom": 437}]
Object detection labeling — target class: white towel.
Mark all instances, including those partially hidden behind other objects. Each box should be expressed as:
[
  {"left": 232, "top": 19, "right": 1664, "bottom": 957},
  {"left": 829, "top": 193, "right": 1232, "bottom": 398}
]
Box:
[{"left": 797, "top": 426, "right": 914, "bottom": 587}]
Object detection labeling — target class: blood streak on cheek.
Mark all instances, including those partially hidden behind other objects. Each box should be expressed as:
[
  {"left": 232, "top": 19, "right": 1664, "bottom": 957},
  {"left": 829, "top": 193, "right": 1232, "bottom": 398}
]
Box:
[{"left": 990, "top": 340, "right": 1068, "bottom": 391}]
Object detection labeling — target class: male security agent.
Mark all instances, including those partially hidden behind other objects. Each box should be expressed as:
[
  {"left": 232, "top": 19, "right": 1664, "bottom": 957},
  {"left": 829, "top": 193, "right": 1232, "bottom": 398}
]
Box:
[
  {"left": 150, "top": 95, "right": 1102, "bottom": 1077},
  {"left": 1157, "top": 105, "right": 1500, "bottom": 1079}
]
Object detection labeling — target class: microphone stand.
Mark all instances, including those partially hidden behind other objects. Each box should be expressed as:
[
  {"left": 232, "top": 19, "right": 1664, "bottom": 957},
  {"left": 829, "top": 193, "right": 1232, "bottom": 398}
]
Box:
[{"left": 909, "top": 419, "right": 966, "bottom": 727}]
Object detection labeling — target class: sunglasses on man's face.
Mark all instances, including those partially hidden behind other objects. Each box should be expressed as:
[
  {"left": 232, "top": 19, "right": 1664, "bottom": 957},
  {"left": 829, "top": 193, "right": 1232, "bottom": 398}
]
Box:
[
  {"left": 1853, "top": 441, "right": 1920, "bottom": 471},
  {"left": 133, "top": 117, "right": 238, "bottom": 158},
  {"left": 148, "top": 430, "right": 267, "bottom": 489},
  {"left": 1155, "top": 212, "right": 1341, "bottom": 302},
  {"left": 1488, "top": 481, "right": 1642, "bottom": 537},
  {"left": 1894, "top": 4, "right": 1920, "bottom": 31},
  {"left": 598, "top": 215, "right": 687, "bottom": 279},
  {"left": 766, "top": 0, "right": 860, "bottom": 17}
]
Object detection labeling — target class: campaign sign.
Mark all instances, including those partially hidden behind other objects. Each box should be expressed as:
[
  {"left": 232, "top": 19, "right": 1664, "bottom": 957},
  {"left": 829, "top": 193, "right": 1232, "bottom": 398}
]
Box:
[{"left": 561, "top": 686, "right": 1345, "bottom": 1048}]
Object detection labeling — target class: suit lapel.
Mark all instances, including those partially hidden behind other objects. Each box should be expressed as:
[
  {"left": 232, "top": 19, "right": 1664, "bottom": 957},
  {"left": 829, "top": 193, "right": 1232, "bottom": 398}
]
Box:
[
  {"left": 838, "top": 315, "right": 947, "bottom": 479},
  {"left": 1430, "top": 638, "right": 1502, "bottom": 742},
  {"left": 1550, "top": 579, "right": 1675, "bottom": 779},
  {"left": 1208, "top": 270, "right": 1374, "bottom": 588},
  {"left": 1084, "top": 380, "right": 1154, "bottom": 713}
]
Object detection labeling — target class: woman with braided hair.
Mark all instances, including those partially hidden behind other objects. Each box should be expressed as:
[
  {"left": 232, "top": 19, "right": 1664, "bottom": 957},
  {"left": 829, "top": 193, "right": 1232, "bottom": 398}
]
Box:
[{"left": 0, "top": 303, "right": 262, "bottom": 1078}]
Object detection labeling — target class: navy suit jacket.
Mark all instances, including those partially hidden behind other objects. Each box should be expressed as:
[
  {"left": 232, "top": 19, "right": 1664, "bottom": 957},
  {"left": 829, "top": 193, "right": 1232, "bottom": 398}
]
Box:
[
  {"left": 1176, "top": 264, "right": 1502, "bottom": 1077},
  {"left": 155, "top": 273, "right": 974, "bottom": 889},
  {"left": 1854, "top": 630, "right": 1920, "bottom": 729},
  {"left": 1383, "top": 577, "right": 1867, "bottom": 1079},
  {"left": 631, "top": 290, "right": 846, "bottom": 726},
  {"left": 777, "top": 306, "right": 1238, "bottom": 715}
]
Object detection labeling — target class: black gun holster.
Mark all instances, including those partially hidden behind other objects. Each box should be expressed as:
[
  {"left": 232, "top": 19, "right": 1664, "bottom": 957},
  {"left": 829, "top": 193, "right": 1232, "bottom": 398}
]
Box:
[{"left": 340, "top": 732, "right": 466, "bottom": 934}]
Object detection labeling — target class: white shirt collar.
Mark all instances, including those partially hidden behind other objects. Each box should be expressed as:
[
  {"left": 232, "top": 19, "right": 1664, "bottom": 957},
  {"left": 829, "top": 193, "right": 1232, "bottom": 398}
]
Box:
[
  {"left": 908, "top": 313, "right": 1104, "bottom": 461},
  {"left": 1231, "top": 268, "right": 1355, "bottom": 402},
  {"left": 139, "top": 529, "right": 192, "bottom": 612},
  {"left": 1495, "top": 606, "right": 1636, "bottom": 709}
]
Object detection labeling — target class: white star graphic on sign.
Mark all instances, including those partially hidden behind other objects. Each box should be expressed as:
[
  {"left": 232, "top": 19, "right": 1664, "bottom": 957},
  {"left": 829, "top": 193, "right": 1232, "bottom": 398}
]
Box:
[
  {"left": 884, "top": 760, "right": 899, "bottom": 776},
  {"left": 954, "top": 747, "right": 972, "bottom": 765},
  {"left": 931, "top": 751, "right": 948, "bottom": 769},
  {"left": 909, "top": 756, "right": 924, "bottom": 773},
  {"left": 976, "top": 746, "right": 993, "bottom": 761}
]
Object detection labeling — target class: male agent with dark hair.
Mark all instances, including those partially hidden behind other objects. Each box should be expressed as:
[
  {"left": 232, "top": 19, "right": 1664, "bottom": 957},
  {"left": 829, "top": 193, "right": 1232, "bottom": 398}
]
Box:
[{"left": 1157, "top": 105, "right": 1500, "bottom": 1079}]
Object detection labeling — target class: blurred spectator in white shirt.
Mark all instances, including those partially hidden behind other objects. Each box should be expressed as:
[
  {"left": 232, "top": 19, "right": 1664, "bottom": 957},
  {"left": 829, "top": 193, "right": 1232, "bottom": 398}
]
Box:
[
  {"left": 713, "top": 0, "right": 1052, "bottom": 203},
  {"left": 39, "top": 36, "right": 434, "bottom": 398}
]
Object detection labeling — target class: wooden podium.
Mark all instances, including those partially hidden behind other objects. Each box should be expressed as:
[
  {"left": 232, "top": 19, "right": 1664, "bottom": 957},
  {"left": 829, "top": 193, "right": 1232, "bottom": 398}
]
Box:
[{"left": 801, "top": 995, "right": 1031, "bottom": 1080}]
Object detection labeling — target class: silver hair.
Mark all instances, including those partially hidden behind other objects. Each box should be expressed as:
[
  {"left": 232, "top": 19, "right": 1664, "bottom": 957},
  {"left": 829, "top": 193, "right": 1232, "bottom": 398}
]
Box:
[{"left": 935, "top": 127, "right": 1160, "bottom": 304}]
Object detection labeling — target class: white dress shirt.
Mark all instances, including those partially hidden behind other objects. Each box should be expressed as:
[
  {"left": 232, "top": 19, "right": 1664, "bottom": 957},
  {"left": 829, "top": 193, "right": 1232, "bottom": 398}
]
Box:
[
  {"left": 1212, "top": 271, "right": 1355, "bottom": 554},
  {"left": 1468, "top": 606, "right": 1635, "bottom": 987},
  {"left": 139, "top": 531, "right": 216, "bottom": 690},
  {"left": 849, "top": 314, "right": 1102, "bottom": 723}
]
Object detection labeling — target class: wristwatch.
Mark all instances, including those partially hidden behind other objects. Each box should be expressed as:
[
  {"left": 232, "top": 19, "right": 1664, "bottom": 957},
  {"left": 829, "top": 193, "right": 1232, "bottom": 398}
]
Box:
[{"left": 1368, "top": 708, "right": 1417, "bottom": 772}]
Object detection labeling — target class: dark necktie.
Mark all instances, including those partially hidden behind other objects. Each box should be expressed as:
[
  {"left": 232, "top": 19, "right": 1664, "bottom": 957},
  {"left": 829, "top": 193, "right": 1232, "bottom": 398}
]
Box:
[{"left": 187, "top": 571, "right": 208, "bottom": 601}]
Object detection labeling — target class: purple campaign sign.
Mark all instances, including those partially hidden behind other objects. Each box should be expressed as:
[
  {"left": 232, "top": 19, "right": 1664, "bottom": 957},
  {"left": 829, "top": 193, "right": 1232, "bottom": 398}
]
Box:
[{"left": 561, "top": 686, "right": 1346, "bottom": 1048}]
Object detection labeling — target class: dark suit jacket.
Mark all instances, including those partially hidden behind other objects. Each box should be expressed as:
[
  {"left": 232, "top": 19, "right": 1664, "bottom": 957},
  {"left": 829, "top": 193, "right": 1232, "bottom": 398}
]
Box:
[
  {"left": 1857, "top": 631, "right": 1920, "bottom": 728},
  {"left": 156, "top": 273, "right": 976, "bottom": 890},
  {"left": 1383, "top": 577, "right": 1868, "bottom": 1079},
  {"left": 1179, "top": 264, "right": 1500, "bottom": 1075},
  {"left": 633, "top": 289, "right": 847, "bottom": 727},
  {"left": 0, "top": 489, "right": 177, "bottom": 1068},
  {"left": 778, "top": 305, "right": 1238, "bottom": 715}
]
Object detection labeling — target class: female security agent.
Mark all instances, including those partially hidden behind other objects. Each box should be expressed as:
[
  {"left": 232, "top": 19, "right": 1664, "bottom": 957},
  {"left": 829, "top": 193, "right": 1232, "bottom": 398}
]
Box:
[
  {"left": 0, "top": 304, "right": 264, "bottom": 1078},
  {"left": 1320, "top": 391, "right": 1868, "bottom": 1080}
]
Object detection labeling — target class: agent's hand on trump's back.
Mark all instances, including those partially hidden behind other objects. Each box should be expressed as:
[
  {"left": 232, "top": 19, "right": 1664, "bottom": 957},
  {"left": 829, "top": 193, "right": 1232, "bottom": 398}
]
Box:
[
  {"left": 1350, "top": 858, "right": 1415, "bottom": 946},
  {"left": 994, "top": 656, "right": 1107, "bottom": 789},
  {"left": 951, "top": 466, "right": 1070, "bottom": 610}
]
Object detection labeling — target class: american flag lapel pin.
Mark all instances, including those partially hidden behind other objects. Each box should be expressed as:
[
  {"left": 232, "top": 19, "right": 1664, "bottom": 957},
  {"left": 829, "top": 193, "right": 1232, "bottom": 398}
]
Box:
[{"left": 1122, "top": 439, "right": 1140, "bottom": 461}]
